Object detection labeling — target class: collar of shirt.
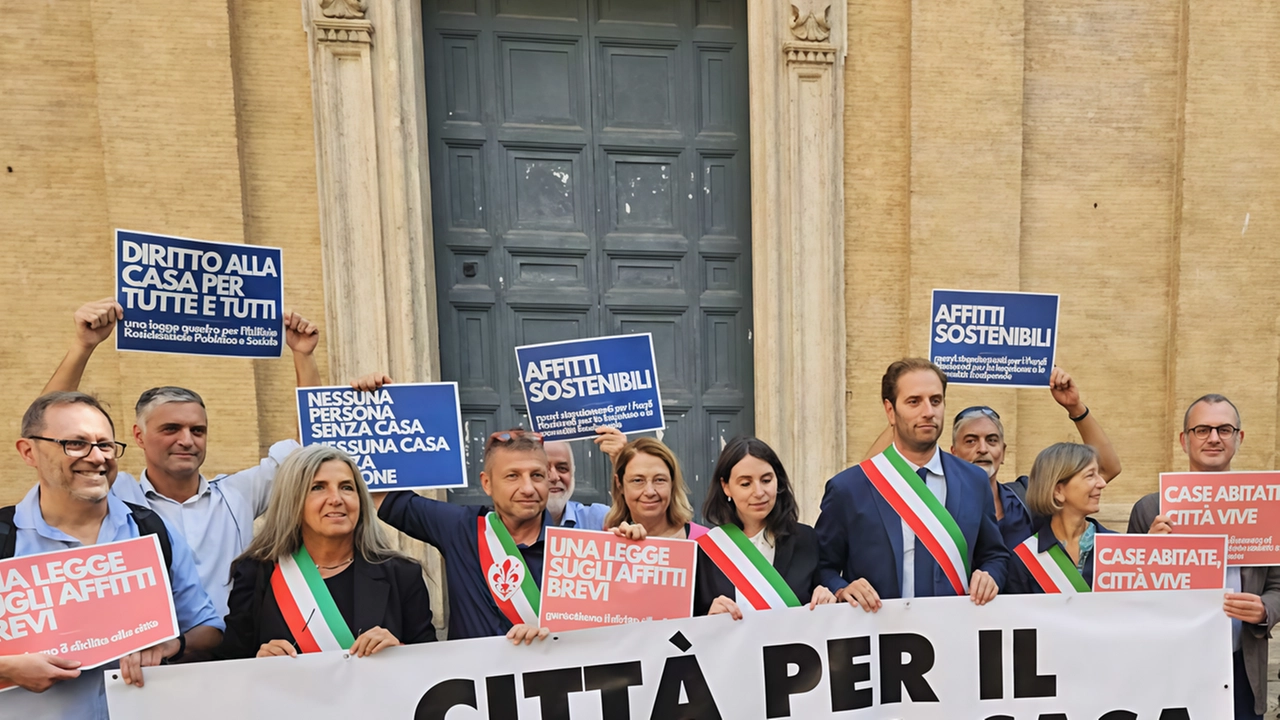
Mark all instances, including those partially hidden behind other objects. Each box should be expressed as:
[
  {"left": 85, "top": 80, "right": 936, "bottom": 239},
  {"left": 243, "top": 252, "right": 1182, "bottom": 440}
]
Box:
[
  {"left": 896, "top": 444, "right": 945, "bottom": 477},
  {"left": 137, "top": 469, "right": 212, "bottom": 504},
  {"left": 508, "top": 509, "right": 552, "bottom": 547},
  {"left": 558, "top": 500, "right": 585, "bottom": 528},
  {"left": 14, "top": 484, "right": 132, "bottom": 544}
]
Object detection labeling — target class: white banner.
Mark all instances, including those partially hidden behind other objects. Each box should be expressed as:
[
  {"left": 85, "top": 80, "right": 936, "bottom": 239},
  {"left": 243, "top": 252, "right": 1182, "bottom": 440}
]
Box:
[{"left": 107, "top": 590, "right": 1232, "bottom": 719}]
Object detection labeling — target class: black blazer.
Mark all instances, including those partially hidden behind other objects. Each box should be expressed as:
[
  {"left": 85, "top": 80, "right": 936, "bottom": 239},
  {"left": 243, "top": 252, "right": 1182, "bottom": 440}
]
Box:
[
  {"left": 213, "top": 554, "right": 436, "bottom": 659},
  {"left": 694, "top": 523, "right": 822, "bottom": 615}
]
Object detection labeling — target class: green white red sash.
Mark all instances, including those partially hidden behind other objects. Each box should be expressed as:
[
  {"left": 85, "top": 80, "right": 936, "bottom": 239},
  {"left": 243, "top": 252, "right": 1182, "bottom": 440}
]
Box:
[
  {"left": 860, "top": 446, "right": 971, "bottom": 595},
  {"left": 477, "top": 512, "right": 540, "bottom": 626},
  {"left": 270, "top": 546, "right": 356, "bottom": 653},
  {"left": 696, "top": 525, "right": 802, "bottom": 611},
  {"left": 1013, "top": 533, "right": 1090, "bottom": 594}
]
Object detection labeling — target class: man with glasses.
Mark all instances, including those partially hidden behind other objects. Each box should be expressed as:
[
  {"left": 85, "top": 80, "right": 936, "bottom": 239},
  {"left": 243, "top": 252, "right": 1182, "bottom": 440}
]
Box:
[
  {"left": 40, "top": 297, "right": 323, "bottom": 618},
  {"left": 2, "top": 392, "right": 222, "bottom": 719},
  {"left": 950, "top": 367, "right": 1122, "bottom": 546},
  {"left": 1127, "top": 394, "right": 1280, "bottom": 720}
]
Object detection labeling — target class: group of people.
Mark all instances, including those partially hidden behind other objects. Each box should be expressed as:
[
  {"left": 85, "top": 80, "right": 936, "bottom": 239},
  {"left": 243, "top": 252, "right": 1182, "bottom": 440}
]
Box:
[{"left": 2, "top": 300, "right": 1276, "bottom": 720}]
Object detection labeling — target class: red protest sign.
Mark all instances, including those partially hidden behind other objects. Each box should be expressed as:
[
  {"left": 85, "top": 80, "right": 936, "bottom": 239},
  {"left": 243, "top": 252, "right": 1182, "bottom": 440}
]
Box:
[
  {"left": 1093, "top": 534, "right": 1227, "bottom": 592},
  {"left": 1160, "top": 471, "right": 1280, "bottom": 566},
  {"left": 539, "top": 527, "right": 696, "bottom": 632},
  {"left": 0, "top": 535, "right": 178, "bottom": 691}
]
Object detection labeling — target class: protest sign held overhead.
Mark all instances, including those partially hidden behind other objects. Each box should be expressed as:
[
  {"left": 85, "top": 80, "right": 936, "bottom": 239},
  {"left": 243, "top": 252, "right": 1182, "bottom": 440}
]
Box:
[
  {"left": 108, "top": 591, "right": 1231, "bottom": 719},
  {"left": 115, "top": 229, "right": 284, "bottom": 357},
  {"left": 1160, "top": 471, "right": 1280, "bottom": 565},
  {"left": 540, "top": 528, "right": 696, "bottom": 632},
  {"left": 0, "top": 536, "right": 178, "bottom": 691},
  {"left": 1093, "top": 534, "right": 1228, "bottom": 592},
  {"left": 297, "top": 383, "right": 467, "bottom": 491},
  {"left": 929, "top": 289, "right": 1059, "bottom": 387},
  {"left": 515, "top": 334, "right": 664, "bottom": 441}
]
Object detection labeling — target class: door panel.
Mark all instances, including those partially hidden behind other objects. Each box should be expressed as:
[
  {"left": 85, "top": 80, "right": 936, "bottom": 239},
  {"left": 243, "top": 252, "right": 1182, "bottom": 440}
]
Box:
[{"left": 424, "top": 0, "right": 750, "bottom": 511}]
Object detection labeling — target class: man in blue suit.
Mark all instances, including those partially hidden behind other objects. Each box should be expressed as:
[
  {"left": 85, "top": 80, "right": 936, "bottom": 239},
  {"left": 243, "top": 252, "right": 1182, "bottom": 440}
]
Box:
[{"left": 816, "top": 358, "right": 1009, "bottom": 610}]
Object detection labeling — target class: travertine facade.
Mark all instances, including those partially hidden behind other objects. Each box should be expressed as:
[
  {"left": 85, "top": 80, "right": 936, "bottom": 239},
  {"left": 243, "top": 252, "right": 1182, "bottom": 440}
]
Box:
[{"left": 4, "top": 0, "right": 1280, "bottom": 542}]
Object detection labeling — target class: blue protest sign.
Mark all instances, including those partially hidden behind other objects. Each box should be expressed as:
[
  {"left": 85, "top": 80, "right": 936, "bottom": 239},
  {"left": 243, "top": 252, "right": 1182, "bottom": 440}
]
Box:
[
  {"left": 515, "top": 334, "right": 665, "bottom": 440},
  {"left": 115, "top": 229, "right": 284, "bottom": 357},
  {"left": 297, "top": 383, "right": 467, "bottom": 491},
  {"left": 929, "top": 289, "right": 1060, "bottom": 387}
]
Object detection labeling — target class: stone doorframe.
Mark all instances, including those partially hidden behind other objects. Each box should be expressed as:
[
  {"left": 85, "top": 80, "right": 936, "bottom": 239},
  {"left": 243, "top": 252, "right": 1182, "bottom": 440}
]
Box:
[{"left": 299, "top": 0, "right": 846, "bottom": 622}]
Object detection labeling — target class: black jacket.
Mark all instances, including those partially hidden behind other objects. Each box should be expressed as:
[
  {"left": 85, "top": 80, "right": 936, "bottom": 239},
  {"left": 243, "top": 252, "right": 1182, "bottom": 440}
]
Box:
[
  {"left": 694, "top": 523, "right": 823, "bottom": 614},
  {"left": 213, "top": 554, "right": 436, "bottom": 659}
]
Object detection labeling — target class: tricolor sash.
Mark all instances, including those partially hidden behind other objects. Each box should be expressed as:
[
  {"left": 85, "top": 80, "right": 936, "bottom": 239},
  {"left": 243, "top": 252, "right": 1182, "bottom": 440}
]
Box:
[
  {"left": 1013, "top": 533, "right": 1091, "bottom": 594},
  {"left": 696, "top": 525, "right": 802, "bottom": 611},
  {"left": 478, "top": 512, "right": 540, "bottom": 626},
  {"left": 860, "top": 446, "right": 971, "bottom": 595},
  {"left": 270, "top": 546, "right": 356, "bottom": 653}
]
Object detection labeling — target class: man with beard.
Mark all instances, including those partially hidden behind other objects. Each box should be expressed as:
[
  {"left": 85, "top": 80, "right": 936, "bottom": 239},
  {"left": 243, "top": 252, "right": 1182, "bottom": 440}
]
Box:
[
  {"left": 950, "top": 367, "right": 1121, "bottom": 547},
  {"left": 544, "top": 440, "right": 608, "bottom": 530},
  {"left": 1, "top": 392, "right": 222, "bottom": 719},
  {"left": 816, "top": 358, "right": 1009, "bottom": 611},
  {"left": 1127, "top": 394, "right": 1280, "bottom": 720}
]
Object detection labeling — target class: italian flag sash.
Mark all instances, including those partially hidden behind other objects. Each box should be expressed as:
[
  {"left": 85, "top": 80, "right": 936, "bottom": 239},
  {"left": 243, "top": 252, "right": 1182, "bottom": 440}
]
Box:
[
  {"left": 269, "top": 546, "right": 356, "bottom": 653},
  {"left": 478, "top": 512, "right": 540, "bottom": 626},
  {"left": 696, "top": 525, "right": 802, "bottom": 611},
  {"left": 1013, "top": 533, "right": 1090, "bottom": 594},
  {"left": 860, "top": 446, "right": 971, "bottom": 595}
]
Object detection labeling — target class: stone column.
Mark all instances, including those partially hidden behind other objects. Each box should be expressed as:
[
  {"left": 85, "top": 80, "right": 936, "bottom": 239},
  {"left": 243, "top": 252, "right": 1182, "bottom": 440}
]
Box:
[
  {"left": 300, "top": 0, "right": 446, "bottom": 628},
  {"left": 748, "top": 0, "right": 848, "bottom": 522}
]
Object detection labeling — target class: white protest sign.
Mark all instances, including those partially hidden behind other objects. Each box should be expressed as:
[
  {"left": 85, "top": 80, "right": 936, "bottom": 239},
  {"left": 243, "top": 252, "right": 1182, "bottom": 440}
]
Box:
[{"left": 108, "top": 591, "right": 1230, "bottom": 719}]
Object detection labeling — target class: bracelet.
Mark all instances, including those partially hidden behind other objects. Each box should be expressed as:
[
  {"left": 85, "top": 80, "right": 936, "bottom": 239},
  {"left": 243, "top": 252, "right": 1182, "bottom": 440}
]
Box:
[
  {"left": 163, "top": 633, "right": 186, "bottom": 664},
  {"left": 1069, "top": 407, "right": 1090, "bottom": 423}
]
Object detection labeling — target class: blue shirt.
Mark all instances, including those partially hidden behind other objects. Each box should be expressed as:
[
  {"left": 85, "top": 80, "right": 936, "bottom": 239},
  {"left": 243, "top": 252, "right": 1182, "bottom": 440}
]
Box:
[
  {"left": 111, "top": 439, "right": 299, "bottom": 618},
  {"left": 559, "top": 500, "right": 608, "bottom": 530},
  {"left": 5, "top": 485, "right": 223, "bottom": 720},
  {"left": 378, "top": 493, "right": 547, "bottom": 640},
  {"left": 997, "top": 480, "right": 1035, "bottom": 548}
]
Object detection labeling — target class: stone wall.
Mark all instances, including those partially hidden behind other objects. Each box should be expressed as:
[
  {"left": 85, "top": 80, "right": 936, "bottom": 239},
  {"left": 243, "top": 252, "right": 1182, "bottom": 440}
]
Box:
[{"left": 841, "top": 0, "right": 1280, "bottom": 529}]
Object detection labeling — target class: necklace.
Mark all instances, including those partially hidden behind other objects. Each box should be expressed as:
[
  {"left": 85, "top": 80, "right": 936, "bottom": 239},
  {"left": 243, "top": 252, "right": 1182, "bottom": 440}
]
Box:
[{"left": 317, "top": 556, "right": 354, "bottom": 571}]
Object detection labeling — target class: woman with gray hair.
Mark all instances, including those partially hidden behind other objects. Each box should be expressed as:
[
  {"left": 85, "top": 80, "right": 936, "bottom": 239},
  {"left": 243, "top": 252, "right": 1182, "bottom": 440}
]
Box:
[
  {"left": 213, "top": 445, "right": 435, "bottom": 659},
  {"left": 1005, "top": 442, "right": 1115, "bottom": 594}
]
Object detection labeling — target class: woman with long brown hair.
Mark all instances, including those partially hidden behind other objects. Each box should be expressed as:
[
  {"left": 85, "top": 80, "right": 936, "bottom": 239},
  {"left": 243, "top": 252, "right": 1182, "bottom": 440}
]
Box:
[{"left": 214, "top": 444, "right": 435, "bottom": 659}]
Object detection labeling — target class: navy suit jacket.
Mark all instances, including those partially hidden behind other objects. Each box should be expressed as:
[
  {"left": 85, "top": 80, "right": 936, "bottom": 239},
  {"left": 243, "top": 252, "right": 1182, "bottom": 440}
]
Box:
[{"left": 815, "top": 450, "right": 1010, "bottom": 597}]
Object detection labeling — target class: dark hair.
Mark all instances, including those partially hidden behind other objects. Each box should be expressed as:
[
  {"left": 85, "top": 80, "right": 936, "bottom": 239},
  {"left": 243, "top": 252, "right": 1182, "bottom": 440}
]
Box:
[
  {"left": 702, "top": 436, "right": 798, "bottom": 539},
  {"left": 22, "top": 391, "right": 115, "bottom": 438},
  {"left": 1183, "top": 394, "right": 1241, "bottom": 431},
  {"left": 881, "top": 358, "right": 948, "bottom": 405}
]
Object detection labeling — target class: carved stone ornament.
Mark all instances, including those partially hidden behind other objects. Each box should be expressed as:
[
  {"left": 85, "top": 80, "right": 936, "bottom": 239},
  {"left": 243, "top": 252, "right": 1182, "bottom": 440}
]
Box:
[
  {"left": 314, "top": 17, "right": 373, "bottom": 44},
  {"left": 320, "top": 0, "right": 367, "bottom": 19},
  {"left": 789, "top": 3, "right": 831, "bottom": 43}
]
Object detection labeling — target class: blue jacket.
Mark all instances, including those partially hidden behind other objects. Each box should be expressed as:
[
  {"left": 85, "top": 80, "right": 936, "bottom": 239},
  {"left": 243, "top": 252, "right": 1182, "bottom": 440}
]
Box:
[
  {"left": 1005, "top": 516, "right": 1113, "bottom": 594},
  {"left": 815, "top": 450, "right": 1010, "bottom": 597}
]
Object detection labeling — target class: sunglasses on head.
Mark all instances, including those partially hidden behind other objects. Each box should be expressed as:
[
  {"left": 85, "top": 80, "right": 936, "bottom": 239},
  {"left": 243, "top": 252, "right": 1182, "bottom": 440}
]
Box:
[
  {"left": 485, "top": 429, "right": 544, "bottom": 452},
  {"left": 953, "top": 406, "right": 1000, "bottom": 425}
]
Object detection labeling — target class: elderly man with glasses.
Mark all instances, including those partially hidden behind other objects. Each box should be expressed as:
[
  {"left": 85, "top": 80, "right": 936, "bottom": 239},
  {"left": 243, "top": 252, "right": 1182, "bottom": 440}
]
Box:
[
  {"left": 1127, "top": 394, "right": 1280, "bottom": 720},
  {"left": 863, "top": 367, "right": 1121, "bottom": 548}
]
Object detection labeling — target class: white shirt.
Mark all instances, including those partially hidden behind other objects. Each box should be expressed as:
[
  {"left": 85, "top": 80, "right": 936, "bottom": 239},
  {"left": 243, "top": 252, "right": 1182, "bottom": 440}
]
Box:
[
  {"left": 110, "top": 439, "right": 299, "bottom": 617},
  {"left": 734, "top": 529, "right": 777, "bottom": 611},
  {"left": 1227, "top": 565, "right": 1242, "bottom": 650},
  {"left": 898, "top": 444, "right": 946, "bottom": 599}
]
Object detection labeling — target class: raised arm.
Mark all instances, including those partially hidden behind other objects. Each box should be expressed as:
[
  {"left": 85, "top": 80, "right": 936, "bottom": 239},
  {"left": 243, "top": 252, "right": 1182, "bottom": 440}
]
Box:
[
  {"left": 285, "top": 310, "right": 322, "bottom": 388},
  {"left": 1050, "top": 367, "right": 1122, "bottom": 481},
  {"left": 42, "top": 298, "right": 123, "bottom": 394}
]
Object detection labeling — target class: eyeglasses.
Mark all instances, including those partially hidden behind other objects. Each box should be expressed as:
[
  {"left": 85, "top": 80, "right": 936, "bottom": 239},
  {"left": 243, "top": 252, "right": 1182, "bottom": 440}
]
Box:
[
  {"left": 27, "top": 436, "right": 126, "bottom": 459},
  {"left": 954, "top": 406, "right": 1000, "bottom": 425},
  {"left": 485, "top": 429, "right": 544, "bottom": 452},
  {"left": 1186, "top": 424, "right": 1239, "bottom": 440}
]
